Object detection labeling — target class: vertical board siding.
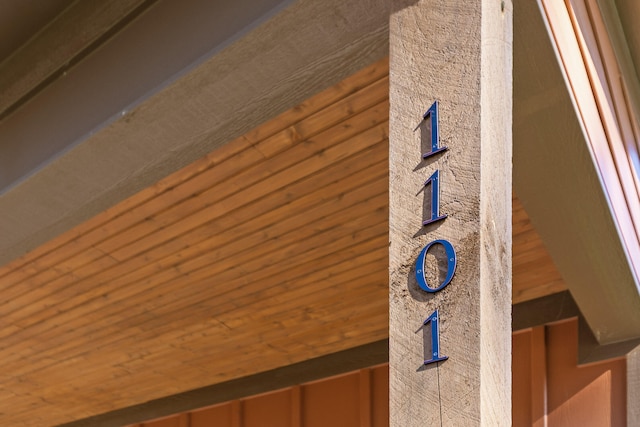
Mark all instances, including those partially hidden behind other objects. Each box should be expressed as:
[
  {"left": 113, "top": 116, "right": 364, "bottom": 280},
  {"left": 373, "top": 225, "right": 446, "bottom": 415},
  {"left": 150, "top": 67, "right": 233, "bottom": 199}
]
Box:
[
  {"left": 371, "top": 361, "right": 389, "bottom": 427},
  {"left": 242, "top": 389, "right": 292, "bottom": 427},
  {"left": 512, "top": 319, "right": 626, "bottom": 426},
  {"left": 512, "top": 330, "right": 534, "bottom": 426},
  {"left": 190, "top": 403, "right": 234, "bottom": 427},
  {"left": 302, "top": 371, "right": 361, "bottom": 427}
]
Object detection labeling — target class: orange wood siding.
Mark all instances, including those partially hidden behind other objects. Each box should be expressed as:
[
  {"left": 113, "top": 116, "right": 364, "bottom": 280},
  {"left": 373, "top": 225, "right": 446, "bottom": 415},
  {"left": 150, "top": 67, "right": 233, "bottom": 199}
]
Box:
[
  {"left": 132, "top": 365, "right": 389, "bottom": 427},
  {"left": 513, "top": 319, "right": 626, "bottom": 426}
]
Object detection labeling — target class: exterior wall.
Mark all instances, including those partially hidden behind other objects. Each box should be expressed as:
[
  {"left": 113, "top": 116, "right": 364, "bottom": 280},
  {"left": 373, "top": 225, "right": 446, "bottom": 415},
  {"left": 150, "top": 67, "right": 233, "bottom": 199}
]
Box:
[{"left": 513, "top": 319, "right": 626, "bottom": 426}]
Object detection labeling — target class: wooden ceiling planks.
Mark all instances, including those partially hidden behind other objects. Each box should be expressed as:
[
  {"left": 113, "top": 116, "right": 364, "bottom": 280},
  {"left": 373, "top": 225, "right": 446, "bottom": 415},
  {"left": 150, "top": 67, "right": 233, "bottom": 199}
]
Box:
[
  {"left": 4, "top": 111, "right": 389, "bottom": 342},
  {"left": 513, "top": 196, "right": 567, "bottom": 303},
  {"left": 0, "top": 59, "right": 390, "bottom": 426},
  {"left": 0, "top": 57, "right": 567, "bottom": 425}
]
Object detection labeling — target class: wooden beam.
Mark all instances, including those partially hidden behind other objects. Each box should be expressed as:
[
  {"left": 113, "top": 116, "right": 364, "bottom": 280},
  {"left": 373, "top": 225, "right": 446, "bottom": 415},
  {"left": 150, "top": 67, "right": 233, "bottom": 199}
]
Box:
[
  {"left": 389, "top": 0, "right": 512, "bottom": 425},
  {"left": 513, "top": 0, "right": 640, "bottom": 344},
  {"left": 0, "top": 0, "right": 389, "bottom": 270},
  {"left": 577, "top": 316, "right": 640, "bottom": 363},
  {"left": 512, "top": 291, "right": 580, "bottom": 331},
  {"left": 0, "top": 0, "right": 153, "bottom": 119}
]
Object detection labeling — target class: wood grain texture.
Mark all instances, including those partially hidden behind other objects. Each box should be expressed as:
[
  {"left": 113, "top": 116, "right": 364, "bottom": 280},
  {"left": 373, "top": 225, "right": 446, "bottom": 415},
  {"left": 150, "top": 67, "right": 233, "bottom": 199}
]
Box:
[
  {"left": 75, "top": 321, "right": 630, "bottom": 427},
  {"left": 0, "top": 60, "right": 390, "bottom": 427},
  {"left": 58, "top": 341, "right": 388, "bottom": 427},
  {"left": 0, "top": 0, "right": 390, "bottom": 271},
  {"left": 0, "top": 55, "right": 568, "bottom": 425},
  {"left": 389, "top": 1, "right": 512, "bottom": 425},
  {"left": 512, "top": 196, "right": 566, "bottom": 303}
]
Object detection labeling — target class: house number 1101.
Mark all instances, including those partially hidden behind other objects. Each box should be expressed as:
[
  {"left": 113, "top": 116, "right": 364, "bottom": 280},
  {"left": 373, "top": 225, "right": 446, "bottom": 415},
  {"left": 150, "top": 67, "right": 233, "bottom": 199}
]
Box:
[{"left": 415, "top": 101, "right": 458, "bottom": 366}]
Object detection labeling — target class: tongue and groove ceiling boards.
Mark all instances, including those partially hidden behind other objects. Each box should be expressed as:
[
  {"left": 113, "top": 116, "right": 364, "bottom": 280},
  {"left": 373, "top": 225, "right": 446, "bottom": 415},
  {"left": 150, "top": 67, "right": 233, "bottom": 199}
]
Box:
[
  {"left": 0, "top": 56, "right": 564, "bottom": 425},
  {"left": 3, "top": 0, "right": 640, "bottom": 424},
  {"left": 0, "top": 60, "right": 391, "bottom": 426}
]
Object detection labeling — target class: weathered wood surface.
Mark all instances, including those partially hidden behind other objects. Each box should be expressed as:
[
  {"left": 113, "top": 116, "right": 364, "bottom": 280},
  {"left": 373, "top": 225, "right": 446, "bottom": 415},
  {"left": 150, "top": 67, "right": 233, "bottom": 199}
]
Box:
[{"left": 389, "top": 0, "right": 512, "bottom": 425}]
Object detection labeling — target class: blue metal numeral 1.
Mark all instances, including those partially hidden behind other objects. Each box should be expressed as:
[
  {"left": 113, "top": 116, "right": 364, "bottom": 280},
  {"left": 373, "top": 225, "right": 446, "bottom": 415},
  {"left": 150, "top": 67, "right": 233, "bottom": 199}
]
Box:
[
  {"left": 423, "top": 309, "right": 448, "bottom": 365},
  {"left": 415, "top": 239, "right": 457, "bottom": 293},
  {"left": 422, "top": 101, "right": 447, "bottom": 159},
  {"left": 423, "top": 170, "right": 447, "bottom": 226}
]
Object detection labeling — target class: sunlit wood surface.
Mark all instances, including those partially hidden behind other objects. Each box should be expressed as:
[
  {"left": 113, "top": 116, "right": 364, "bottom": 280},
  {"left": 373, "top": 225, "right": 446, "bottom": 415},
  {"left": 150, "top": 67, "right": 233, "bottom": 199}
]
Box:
[
  {"left": 0, "top": 58, "right": 564, "bottom": 425},
  {"left": 513, "top": 196, "right": 567, "bottom": 303}
]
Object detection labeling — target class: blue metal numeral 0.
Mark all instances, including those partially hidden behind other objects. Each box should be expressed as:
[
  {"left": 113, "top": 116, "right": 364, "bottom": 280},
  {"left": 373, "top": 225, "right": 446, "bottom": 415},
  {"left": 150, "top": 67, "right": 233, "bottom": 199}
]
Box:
[
  {"left": 423, "top": 169, "right": 447, "bottom": 226},
  {"left": 423, "top": 309, "right": 448, "bottom": 365},
  {"left": 415, "top": 239, "right": 457, "bottom": 293},
  {"left": 421, "top": 101, "right": 447, "bottom": 159}
]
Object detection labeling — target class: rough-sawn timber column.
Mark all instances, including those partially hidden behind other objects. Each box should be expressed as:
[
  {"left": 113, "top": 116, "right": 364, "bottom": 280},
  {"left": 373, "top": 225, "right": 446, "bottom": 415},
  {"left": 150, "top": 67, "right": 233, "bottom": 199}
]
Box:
[{"left": 389, "top": 1, "right": 512, "bottom": 426}]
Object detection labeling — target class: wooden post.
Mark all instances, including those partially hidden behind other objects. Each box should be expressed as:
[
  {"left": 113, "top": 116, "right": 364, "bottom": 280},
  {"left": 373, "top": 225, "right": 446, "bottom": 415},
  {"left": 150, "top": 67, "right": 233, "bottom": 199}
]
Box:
[{"left": 389, "top": 1, "right": 512, "bottom": 425}]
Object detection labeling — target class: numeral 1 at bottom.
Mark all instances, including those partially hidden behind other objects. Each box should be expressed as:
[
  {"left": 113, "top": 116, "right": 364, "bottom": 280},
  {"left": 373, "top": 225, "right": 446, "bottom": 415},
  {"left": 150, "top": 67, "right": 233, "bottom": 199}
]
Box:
[{"left": 423, "top": 309, "right": 448, "bottom": 365}]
